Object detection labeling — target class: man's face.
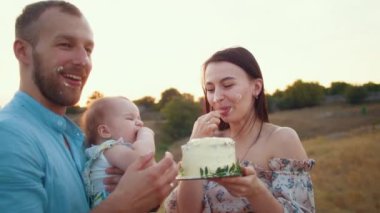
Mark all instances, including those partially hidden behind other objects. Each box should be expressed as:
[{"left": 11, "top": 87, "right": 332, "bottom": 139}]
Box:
[{"left": 31, "top": 8, "right": 94, "bottom": 107}]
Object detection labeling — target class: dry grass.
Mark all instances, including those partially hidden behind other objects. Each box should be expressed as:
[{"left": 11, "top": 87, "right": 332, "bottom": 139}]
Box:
[
  {"left": 269, "top": 103, "right": 380, "bottom": 140},
  {"left": 305, "top": 127, "right": 380, "bottom": 212}
]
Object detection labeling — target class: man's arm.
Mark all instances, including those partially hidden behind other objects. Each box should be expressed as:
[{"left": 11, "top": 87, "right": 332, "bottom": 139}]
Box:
[{"left": 0, "top": 128, "right": 46, "bottom": 212}]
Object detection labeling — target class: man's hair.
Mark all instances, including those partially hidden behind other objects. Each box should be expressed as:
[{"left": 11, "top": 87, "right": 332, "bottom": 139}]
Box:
[{"left": 15, "top": 0, "right": 83, "bottom": 45}]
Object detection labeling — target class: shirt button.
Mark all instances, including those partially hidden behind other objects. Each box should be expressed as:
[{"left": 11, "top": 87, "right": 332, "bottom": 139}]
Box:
[{"left": 57, "top": 120, "right": 64, "bottom": 127}]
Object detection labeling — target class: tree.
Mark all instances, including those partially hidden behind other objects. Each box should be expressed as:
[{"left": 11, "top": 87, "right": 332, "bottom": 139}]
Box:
[
  {"left": 279, "top": 80, "right": 325, "bottom": 109},
  {"left": 362, "top": 82, "right": 380, "bottom": 92},
  {"left": 157, "top": 88, "right": 182, "bottom": 109},
  {"left": 133, "top": 96, "right": 156, "bottom": 110},
  {"left": 267, "top": 89, "right": 285, "bottom": 112},
  {"left": 86, "top": 91, "right": 104, "bottom": 106},
  {"left": 160, "top": 96, "right": 202, "bottom": 143},
  {"left": 345, "top": 85, "right": 368, "bottom": 104},
  {"left": 328, "top": 82, "right": 351, "bottom": 95}
]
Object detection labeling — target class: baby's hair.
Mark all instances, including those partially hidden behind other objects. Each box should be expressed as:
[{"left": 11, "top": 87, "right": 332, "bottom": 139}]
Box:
[{"left": 81, "top": 96, "right": 129, "bottom": 146}]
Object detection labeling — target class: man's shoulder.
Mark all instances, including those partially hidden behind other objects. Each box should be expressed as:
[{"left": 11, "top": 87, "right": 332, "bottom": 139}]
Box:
[
  {"left": 0, "top": 107, "right": 44, "bottom": 149},
  {"left": 0, "top": 108, "right": 38, "bottom": 132}
]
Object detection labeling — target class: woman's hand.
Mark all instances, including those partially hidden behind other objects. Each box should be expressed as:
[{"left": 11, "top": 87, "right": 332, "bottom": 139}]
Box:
[
  {"left": 190, "top": 111, "right": 221, "bottom": 139},
  {"left": 212, "top": 166, "right": 265, "bottom": 199}
]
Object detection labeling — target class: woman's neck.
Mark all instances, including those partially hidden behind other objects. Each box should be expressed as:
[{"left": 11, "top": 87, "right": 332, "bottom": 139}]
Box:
[{"left": 229, "top": 117, "right": 263, "bottom": 144}]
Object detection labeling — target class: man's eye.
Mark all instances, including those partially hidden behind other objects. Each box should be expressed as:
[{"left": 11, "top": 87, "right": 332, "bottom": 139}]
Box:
[
  {"left": 59, "top": 43, "right": 72, "bottom": 48},
  {"left": 85, "top": 48, "right": 93, "bottom": 55}
]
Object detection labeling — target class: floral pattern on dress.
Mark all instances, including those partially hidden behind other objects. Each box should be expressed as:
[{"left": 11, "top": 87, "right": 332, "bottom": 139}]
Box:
[{"left": 165, "top": 158, "right": 315, "bottom": 213}]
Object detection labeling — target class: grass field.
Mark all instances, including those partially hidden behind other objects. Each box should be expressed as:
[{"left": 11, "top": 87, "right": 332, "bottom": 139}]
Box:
[{"left": 305, "top": 126, "right": 380, "bottom": 212}]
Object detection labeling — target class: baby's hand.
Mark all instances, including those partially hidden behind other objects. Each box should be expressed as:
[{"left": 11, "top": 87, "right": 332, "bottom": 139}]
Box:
[
  {"left": 137, "top": 127, "right": 154, "bottom": 138},
  {"left": 134, "top": 127, "right": 156, "bottom": 158}
]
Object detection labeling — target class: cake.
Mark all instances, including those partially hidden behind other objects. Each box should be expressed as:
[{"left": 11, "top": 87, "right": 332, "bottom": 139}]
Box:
[{"left": 179, "top": 137, "right": 241, "bottom": 178}]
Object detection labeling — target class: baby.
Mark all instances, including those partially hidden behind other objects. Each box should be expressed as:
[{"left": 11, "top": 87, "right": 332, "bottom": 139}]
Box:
[{"left": 81, "top": 96, "right": 155, "bottom": 208}]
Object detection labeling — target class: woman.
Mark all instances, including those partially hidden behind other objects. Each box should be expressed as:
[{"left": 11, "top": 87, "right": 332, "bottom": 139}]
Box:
[{"left": 165, "top": 47, "right": 315, "bottom": 212}]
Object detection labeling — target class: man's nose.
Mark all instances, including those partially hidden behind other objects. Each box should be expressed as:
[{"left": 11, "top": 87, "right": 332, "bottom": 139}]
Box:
[{"left": 72, "top": 47, "right": 91, "bottom": 67}]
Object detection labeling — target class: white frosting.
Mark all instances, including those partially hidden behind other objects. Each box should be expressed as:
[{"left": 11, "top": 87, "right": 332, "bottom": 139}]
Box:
[{"left": 180, "top": 137, "right": 237, "bottom": 177}]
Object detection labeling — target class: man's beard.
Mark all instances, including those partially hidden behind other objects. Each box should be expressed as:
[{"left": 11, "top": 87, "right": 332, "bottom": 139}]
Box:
[{"left": 32, "top": 52, "right": 82, "bottom": 107}]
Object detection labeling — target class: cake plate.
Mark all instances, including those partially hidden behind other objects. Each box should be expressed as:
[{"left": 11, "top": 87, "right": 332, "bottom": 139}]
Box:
[{"left": 176, "top": 174, "right": 241, "bottom": 180}]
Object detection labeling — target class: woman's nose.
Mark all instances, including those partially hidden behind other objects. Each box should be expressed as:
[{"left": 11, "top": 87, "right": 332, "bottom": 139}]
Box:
[{"left": 213, "top": 89, "right": 224, "bottom": 103}]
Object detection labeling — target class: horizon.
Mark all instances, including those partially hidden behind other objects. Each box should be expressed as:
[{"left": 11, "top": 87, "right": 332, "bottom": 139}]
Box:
[{"left": 1, "top": 0, "right": 379, "bottom": 107}]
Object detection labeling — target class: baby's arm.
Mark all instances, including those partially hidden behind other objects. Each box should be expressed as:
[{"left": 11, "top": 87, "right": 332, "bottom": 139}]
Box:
[
  {"left": 104, "top": 127, "right": 156, "bottom": 171},
  {"left": 133, "top": 127, "right": 155, "bottom": 156},
  {"left": 103, "top": 144, "right": 139, "bottom": 171}
]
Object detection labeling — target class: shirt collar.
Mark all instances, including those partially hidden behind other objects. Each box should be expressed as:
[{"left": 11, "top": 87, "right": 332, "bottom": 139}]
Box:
[{"left": 14, "top": 91, "right": 84, "bottom": 140}]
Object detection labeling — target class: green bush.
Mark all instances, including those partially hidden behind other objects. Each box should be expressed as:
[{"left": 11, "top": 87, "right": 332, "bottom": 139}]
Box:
[
  {"left": 276, "top": 80, "right": 325, "bottom": 109},
  {"left": 328, "top": 82, "right": 350, "bottom": 95},
  {"left": 159, "top": 96, "right": 202, "bottom": 144},
  {"left": 345, "top": 86, "right": 368, "bottom": 104}
]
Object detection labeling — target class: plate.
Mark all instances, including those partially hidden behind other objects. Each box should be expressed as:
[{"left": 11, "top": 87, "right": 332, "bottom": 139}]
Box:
[{"left": 176, "top": 174, "right": 241, "bottom": 181}]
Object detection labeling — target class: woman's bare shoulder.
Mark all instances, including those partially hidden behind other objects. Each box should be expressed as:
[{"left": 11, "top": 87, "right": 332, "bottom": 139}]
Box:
[{"left": 265, "top": 124, "right": 308, "bottom": 160}]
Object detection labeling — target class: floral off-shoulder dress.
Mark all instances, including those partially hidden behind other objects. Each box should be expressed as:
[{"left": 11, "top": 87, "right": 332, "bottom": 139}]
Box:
[{"left": 165, "top": 158, "right": 315, "bottom": 213}]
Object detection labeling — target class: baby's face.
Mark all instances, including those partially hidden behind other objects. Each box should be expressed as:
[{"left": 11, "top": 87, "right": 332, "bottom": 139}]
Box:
[{"left": 105, "top": 98, "right": 143, "bottom": 143}]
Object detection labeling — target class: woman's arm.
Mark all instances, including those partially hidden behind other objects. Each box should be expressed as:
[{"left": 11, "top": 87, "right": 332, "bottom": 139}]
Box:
[
  {"left": 175, "top": 111, "right": 222, "bottom": 212},
  {"left": 176, "top": 180, "right": 204, "bottom": 213}
]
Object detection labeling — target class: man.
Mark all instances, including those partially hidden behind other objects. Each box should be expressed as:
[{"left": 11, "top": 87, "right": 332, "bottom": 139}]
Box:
[{"left": 0, "top": 1, "right": 178, "bottom": 212}]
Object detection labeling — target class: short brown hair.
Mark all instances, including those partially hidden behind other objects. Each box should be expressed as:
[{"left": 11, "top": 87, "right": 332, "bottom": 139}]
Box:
[{"left": 15, "top": 0, "right": 83, "bottom": 45}]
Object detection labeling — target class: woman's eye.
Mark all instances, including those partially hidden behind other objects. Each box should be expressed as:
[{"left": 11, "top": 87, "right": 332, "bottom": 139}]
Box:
[
  {"left": 205, "top": 87, "right": 214, "bottom": 92},
  {"left": 224, "top": 84, "right": 233, "bottom": 88}
]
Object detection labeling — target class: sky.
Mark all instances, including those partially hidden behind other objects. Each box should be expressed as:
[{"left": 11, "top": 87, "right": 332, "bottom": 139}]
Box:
[{"left": 1, "top": 0, "right": 379, "bottom": 107}]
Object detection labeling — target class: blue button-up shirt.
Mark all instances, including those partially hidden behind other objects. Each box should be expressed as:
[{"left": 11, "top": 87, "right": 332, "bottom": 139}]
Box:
[{"left": 0, "top": 91, "right": 89, "bottom": 213}]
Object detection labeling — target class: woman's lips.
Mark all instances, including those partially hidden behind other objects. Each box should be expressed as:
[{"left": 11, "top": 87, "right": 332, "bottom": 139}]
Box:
[{"left": 217, "top": 107, "right": 232, "bottom": 116}]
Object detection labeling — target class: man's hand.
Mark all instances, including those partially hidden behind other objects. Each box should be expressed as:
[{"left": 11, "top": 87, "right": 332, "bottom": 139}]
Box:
[
  {"left": 103, "top": 167, "right": 124, "bottom": 192},
  {"left": 92, "top": 152, "right": 178, "bottom": 213}
]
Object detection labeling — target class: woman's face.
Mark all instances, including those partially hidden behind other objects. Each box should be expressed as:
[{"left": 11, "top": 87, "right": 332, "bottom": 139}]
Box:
[{"left": 204, "top": 61, "right": 259, "bottom": 123}]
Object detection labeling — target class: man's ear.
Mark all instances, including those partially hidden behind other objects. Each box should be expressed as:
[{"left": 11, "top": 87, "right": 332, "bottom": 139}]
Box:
[
  {"left": 97, "top": 124, "right": 112, "bottom": 139},
  {"left": 13, "top": 39, "right": 32, "bottom": 65},
  {"left": 252, "top": 78, "right": 263, "bottom": 98}
]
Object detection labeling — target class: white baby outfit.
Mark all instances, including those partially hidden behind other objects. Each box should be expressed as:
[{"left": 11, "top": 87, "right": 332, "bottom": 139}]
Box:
[{"left": 83, "top": 138, "right": 133, "bottom": 208}]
